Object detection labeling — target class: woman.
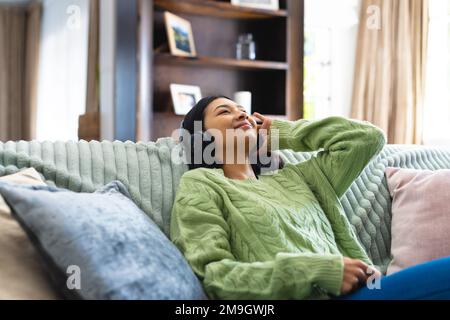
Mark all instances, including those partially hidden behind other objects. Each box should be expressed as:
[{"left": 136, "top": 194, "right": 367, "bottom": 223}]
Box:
[{"left": 169, "top": 96, "right": 449, "bottom": 300}]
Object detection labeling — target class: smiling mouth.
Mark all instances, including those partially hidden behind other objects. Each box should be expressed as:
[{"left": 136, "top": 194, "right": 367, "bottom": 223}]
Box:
[
  {"left": 234, "top": 121, "right": 254, "bottom": 130},
  {"left": 235, "top": 124, "right": 253, "bottom": 130}
]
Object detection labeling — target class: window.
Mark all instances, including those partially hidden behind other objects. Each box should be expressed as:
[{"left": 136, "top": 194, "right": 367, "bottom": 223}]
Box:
[
  {"left": 304, "top": 0, "right": 361, "bottom": 120},
  {"left": 36, "top": 0, "right": 89, "bottom": 141},
  {"left": 423, "top": 0, "right": 450, "bottom": 145}
]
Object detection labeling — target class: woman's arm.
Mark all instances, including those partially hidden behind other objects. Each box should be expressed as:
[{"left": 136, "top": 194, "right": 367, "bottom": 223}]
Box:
[
  {"left": 255, "top": 115, "right": 384, "bottom": 271},
  {"left": 170, "top": 177, "right": 345, "bottom": 300},
  {"left": 267, "top": 116, "right": 386, "bottom": 199}
]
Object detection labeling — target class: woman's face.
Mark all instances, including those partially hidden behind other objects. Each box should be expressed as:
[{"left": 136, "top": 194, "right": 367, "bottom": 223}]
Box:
[{"left": 203, "top": 97, "right": 258, "bottom": 161}]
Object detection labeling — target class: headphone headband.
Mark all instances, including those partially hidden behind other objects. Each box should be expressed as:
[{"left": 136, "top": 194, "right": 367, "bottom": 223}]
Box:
[{"left": 178, "top": 120, "right": 185, "bottom": 142}]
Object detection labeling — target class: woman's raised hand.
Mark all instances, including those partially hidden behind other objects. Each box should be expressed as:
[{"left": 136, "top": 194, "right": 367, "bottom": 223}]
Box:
[
  {"left": 340, "top": 257, "right": 382, "bottom": 295},
  {"left": 252, "top": 112, "right": 273, "bottom": 153},
  {"left": 252, "top": 112, "right": 272, "bottom": 138}
]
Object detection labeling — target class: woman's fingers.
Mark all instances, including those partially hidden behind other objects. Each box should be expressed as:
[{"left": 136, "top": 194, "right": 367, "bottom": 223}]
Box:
[
  {"left": 351, "top": 276, "right": 361, "bottom": 290},
  {"left": 367, "top": 266, "right": 382, "bottom": 279},
  {"left": 252, "top": 112, "right": 272, "bottom": 132},
  {"left": 354, "top": 267, "right": 369, "bottom": 285},
  {"left": 355, "top": 260, "right": 370, "bottom": 273},
  {"left": 341, "top": 257, "right": 372, "bottom": 295},
  {"left": 252, "top": 112, "right": 266, "bottom": 125},
  {"left": 252, "top": 112, "right": 264, "bottom": 120},
  {"left": 342, "top": 273, "right": 361, "bottom": 295}
]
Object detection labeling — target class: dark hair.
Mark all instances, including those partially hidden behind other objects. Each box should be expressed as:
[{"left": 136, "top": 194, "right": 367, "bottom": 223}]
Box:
[{"left": 179, "top": 95, "right": 284, "bottom": 177}]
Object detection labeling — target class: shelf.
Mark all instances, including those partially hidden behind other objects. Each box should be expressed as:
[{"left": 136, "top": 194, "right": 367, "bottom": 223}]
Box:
[
  {"left": 154, "top": 53, "right": 288, "bottom": 71},
  {"left": 146, "top": 0, "right": 303, "bottom": 140},
  {"left": 154, "top": 0, "right": 287, "bottom": 19}
]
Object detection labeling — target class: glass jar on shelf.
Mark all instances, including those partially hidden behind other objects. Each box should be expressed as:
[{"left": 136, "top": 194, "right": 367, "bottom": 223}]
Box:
[{"left": 236, "top": 33, "right": 256, "bottom": 60}]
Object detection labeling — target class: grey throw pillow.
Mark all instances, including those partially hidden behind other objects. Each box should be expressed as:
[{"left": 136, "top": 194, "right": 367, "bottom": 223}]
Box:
[{"left": 0, "top": 180, "right": 206, "bottom": 300}]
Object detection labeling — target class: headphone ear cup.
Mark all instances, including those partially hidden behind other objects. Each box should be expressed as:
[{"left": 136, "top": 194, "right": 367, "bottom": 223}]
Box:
[
  {"left": 202, "top": 131, "right": 215, "bottom": 143},
  {"left": 258, "top": 131, "right": 266, "bottom": 151},
  {"left": 187, "top": 131, "right": 218, "bottom": 169},
  {"left": 202, "top": 131, "right": 215, "bottom": 157},
  {"left": 190, "top": 132, "right": 201, "bottom": 164}
]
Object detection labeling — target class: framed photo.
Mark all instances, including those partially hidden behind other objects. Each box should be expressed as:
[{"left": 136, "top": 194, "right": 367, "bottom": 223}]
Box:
[
  {"left": 170, "top": 84, "right": 202, "bottom": 115},
  {"left": 164, "top": 11, "right": 197, "bottom": 57},
  {"left": 231, "top": 0, "right": 279, "bottom": 11}
]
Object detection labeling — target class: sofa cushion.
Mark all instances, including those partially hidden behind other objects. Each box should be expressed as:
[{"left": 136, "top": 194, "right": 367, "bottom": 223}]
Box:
[
  {"left": 385, "top": 167, "right": 450, "bottom": 275},
  {"left": 0, "top": 168, "right": 61, "bottom": 299},
  {"left": 0, "top": 180, "right": 207, "bottom": 300}
]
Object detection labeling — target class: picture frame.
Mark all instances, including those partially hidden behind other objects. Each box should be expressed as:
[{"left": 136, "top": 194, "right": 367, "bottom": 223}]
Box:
[
  {"left": 164, "top": 11, "right": 197, "bottom": 57},
  {"left": 231, "top": 0, "right": 279, "bottom": 11},
  {"left": 170, "top": 84, "right": 202, "bottom": 115}
]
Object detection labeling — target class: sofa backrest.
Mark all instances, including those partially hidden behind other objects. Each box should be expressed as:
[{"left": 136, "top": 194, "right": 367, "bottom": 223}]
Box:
[
  {"left": 0, "top": 139, "right": 187, "bottom": 236},
  {"left": 1, "top": 139, "right": 450, "bottom": 273}
]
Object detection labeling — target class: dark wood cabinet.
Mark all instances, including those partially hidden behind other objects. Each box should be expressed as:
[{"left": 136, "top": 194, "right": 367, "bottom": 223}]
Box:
[{"left": 139, "top": 0, "right": 304, "bottom": 141}]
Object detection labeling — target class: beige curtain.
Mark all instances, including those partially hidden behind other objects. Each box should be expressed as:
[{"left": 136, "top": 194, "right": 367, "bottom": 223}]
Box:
[
  {"left": 351, "top": 0, "right": 429, "bottom": 144},
  {"left": 0, "top": 3, "right": 41, "bottom": 141}
]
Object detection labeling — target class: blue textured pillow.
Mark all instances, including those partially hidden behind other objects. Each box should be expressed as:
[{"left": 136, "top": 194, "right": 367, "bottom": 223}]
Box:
[{"left": 0, "top": 181, "right": 206, "bottom": 300}]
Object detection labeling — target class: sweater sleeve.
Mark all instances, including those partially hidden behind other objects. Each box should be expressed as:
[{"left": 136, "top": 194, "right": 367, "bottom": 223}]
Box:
[
  {"left": 268, "top": 116, "right": 386, "bottom": 199},
  {"left": 169, "top": 177, "right": 345, "bottom": 300}
]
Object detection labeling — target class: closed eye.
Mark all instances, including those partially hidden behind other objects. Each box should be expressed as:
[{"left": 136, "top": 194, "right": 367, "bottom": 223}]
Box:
[
  {"left": 216, "top": 106, "right": 246, "bottom": 115},
  {"left": 220, "top": 109, "right": 246, "bottom": 114}
]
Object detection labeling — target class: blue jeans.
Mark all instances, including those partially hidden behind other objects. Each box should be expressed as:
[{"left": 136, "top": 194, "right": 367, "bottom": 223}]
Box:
[{"left": 337, "top": 256, "right": 450, "bottom": 300}]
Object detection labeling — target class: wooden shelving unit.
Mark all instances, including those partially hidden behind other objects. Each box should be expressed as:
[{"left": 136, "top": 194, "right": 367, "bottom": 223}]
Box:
[
  {"left": 154, "top": 0, "right": 288, "bottom": 19},
  {"left": 137, "top": 0, "right": 304, "bottom": 140},
  {"left": 154, "top": 53, "right": 289, "bottom": 71}
]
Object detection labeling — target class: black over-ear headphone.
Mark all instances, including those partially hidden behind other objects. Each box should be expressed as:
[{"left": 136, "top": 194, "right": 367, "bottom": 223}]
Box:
[
  {"left": 178, "top": 118, "right": 266, "bottom": 167},
  {"left": 178, "top": 120, "right": 216, "bottom": 168}
]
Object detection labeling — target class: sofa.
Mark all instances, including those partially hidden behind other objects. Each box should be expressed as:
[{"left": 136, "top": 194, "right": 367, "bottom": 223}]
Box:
[{"left": 0, "top": 138, "right": 449, "bottom": 294}]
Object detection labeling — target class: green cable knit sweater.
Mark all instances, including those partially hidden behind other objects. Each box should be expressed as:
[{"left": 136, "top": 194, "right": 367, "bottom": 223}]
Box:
[{"left": 170, "top": 116, "right": 386, "bottom": 300}]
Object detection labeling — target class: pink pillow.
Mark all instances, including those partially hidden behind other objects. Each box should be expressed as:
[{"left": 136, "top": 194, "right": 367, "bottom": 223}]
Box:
[{"left": 385, "top": 167, "right": 450, "bottom": 275}]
